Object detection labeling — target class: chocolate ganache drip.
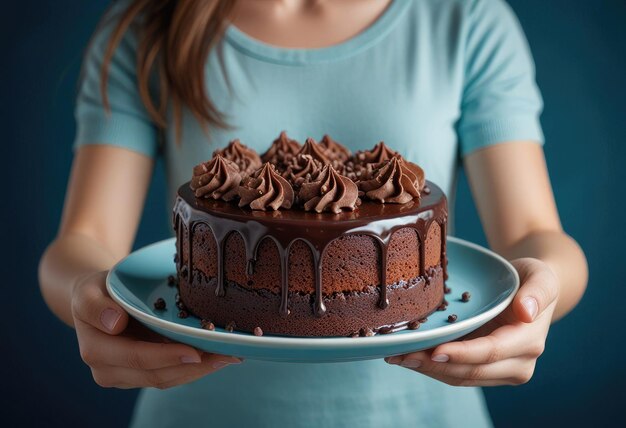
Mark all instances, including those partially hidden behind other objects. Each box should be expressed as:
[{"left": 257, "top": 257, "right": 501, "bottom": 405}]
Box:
[
  {"left": 260, "top": 131, "right": 301, "bottom": 169},
  {"left": 189, "top": 155, "right": 242, "bottom": 201},
  {"left": 238, "top": 163, "right": 295, "bottom": 210},
  {"left": 212, "top": 139, "right": 262, "bottom": 176},
  {"left": 298, "top": 164, "right": 359, "bottom": 213},
  {"left": 358, "top": 155, "right": 421, "bottom": 204}
]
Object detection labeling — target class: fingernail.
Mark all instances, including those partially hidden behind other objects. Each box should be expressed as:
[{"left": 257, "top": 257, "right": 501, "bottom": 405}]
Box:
[
  {"left": 432, "top": 354, "right": 449, "bottom": 363},
  {"left": 180, "top": 355, "right": 201, "bottom": 364},
  {"left": 101, "top": 308, "right": 121, "bottom": 332},
  {"left": 386, "top": 356, "right": 402, "bottom": 365},
  {"left": 522, "top": 297, "right": 538, "bottom": 320},
  {"left": 400, "top": 359, "right": 422, "bottom": 368},
  {"left": 212, "top": 360, "right": 235, "bottom": 369}
]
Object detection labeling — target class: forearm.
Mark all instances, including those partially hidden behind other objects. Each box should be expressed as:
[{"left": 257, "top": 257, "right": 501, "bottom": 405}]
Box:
[
  {"left": 38, "top": 233, "right": 119, "bottom": 327},
  {"left": 498, "top": 230, "right": 588, "bottom": 321}
]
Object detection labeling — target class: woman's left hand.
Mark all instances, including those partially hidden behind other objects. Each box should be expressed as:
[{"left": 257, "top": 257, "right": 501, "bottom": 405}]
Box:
[{"left": 385, "top": 257, "right": 559, "bottom": 386}]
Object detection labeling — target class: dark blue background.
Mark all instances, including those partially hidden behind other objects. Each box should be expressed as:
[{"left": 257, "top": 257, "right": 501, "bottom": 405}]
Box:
[{"left": 3, "top": 1, "right": 625, "bottom": 426}]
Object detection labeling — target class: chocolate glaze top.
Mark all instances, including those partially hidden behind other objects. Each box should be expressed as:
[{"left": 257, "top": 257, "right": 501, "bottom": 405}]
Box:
[{"left": 178, "top": 179, "right": 444, "bottom": 237}]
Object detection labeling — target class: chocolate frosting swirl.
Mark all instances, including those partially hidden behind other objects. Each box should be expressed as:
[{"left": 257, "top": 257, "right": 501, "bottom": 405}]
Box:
[
  {"left": 283, "top": 153, "right": 323, "bottom": 188},
  {"left": 405, "top": 160, "right": 426, "bottom": 190},
  {"left": 320, "top": 134, "right": 351, "bottom": 162},
  {"left": 238, "top": 163, "right": 295, "bottom": 210},
  {"left": 354, "top": 142, "right": 397, "bottom": 164},
  {"left": 297, "top": 137, "right": 331, "bottom": 165},
  {"left": 358, "top": 156, "right": 421, "bottom": 204},
  {"left": 190, "top": 155, "right": 242, "bottom": 201},
  {"left": 212, "top": 139, "right": 262, "bottom": 176},
  {"left": 260, "top": 131, "right": 301, "bottom": 167},
  {"left": 298, "top": 165, "right": 359, "bottom": 213}
]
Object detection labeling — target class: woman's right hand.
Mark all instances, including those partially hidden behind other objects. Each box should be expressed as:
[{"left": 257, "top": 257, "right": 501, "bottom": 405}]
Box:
[{"left": 71, "top": 271, "right": 242, "bottom": 390}]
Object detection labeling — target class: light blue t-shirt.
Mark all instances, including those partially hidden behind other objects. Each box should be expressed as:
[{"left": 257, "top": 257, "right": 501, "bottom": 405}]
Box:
[{"left": 75, "top": 1, "right": 543, "bottom": 427}]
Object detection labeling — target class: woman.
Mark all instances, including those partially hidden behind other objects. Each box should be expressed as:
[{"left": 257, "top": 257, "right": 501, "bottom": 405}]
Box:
[{"left": 39, "top": 0, "right": 588, "bottom": 426}]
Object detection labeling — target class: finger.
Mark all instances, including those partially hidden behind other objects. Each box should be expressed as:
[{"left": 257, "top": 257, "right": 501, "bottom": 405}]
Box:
[
  {"left": 79, "top": 329, "right": 212, "bottom": 370},
  {"left": 92, "top": 353, "right": 242, "bottom": 389},
  {"left": 391, "top": 357, "right": 535, "bottom": 387},
  {"left": 410, "top": 371, "right": 520, "bottom": 387},
  {"left": 428, "top": 326, "right": 544, "bottom": 364},
  {"left": 511, "top": 258, "right": 559, "bottom": 323},
  {"left": 72, "top": 271, "right": 129, "bottom": 335}
]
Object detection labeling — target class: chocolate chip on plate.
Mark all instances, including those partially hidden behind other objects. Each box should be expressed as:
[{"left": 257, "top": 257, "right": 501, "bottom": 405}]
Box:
[{"left": 153, "top": 297, "right": 166, "bottom": 310}]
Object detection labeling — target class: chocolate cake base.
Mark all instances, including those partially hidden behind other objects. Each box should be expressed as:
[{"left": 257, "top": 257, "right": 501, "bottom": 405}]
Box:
[{"left": 179, "top": 266, "right": 444, "bottom": 337}]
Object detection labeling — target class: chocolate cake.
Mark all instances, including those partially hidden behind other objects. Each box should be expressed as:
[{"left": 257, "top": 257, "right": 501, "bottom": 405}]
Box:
[{"left": 173, "top": 133, "right": 448, "bottom": 337}]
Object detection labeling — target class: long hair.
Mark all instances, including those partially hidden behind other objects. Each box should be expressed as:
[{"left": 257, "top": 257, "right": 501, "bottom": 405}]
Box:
[{"left": 100, "top": 0, "right": 238, "bottom": 140}]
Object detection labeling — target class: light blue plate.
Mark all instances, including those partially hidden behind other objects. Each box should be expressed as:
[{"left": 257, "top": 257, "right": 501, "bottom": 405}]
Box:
[{"left": 107, "top": 236, "right": 518, "bottom": 363}]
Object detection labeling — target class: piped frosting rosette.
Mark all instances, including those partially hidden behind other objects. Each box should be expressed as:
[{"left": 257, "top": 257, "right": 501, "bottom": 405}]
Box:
[{"left": 238, "top": 163, "right": 295, "bottom": 210}]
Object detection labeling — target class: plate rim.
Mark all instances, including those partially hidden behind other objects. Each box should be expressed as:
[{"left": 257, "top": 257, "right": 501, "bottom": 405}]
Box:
[{"left": 106, "top": 236, "right": 519, "bottom": 349}]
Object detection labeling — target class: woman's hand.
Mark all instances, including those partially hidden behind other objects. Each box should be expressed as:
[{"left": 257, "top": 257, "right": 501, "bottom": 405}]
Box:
[
  {"left": 385, "top": 258, "right": 559, "bottom": 386},
  {"left": 72, "top": 271, "right": 241, "bottom": 390}
]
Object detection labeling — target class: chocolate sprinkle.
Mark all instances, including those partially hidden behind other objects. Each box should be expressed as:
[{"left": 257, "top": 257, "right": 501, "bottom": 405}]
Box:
[
  {"left": 447, "top": 314, "right": 458, "bottom": 323},
  {"left": 178, "top": 310, "right": 188, "bottom": 319},
  {"left": 253, "top": 326, "right": 263, "bottom": 336},
  {"left": 408, "top": 320, "right": 421, "bottom": 330},
  {"left": 461, "top": 291, "right": 471, "bottom": 302},
  {"left": 153, "top": 297, "right": 166, "bottom": 310}
]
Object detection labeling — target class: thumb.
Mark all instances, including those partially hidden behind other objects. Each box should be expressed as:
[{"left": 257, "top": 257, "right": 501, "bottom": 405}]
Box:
[
  {"left": 511, "top": 258, "right": 559, "bottom": 323},
  {"left": 72, "top": 271, "right": 129, "bottom": 335}
]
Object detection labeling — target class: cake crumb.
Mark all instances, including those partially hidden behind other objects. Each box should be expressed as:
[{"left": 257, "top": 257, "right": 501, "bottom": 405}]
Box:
[
  {"left": 167, "top": 275, "right": 177, "bottom": 287},
  {"left": 408, "top": 320, "right": 421, "bottom": 330},
  {"left": 200, "top": 319, "right": 215, "bottom": 331},
  {"left": 444, "top": 286, "right": 451, "bottom": 294},
  {"left": 177, "top": 310, "right": 188, "bottom": 319},
  {"left": 447, "top": 314, "right": 458, "bottom": 323},
  {"left": 253, "top": 327, "right": 263, "bottom": 336},
  {"left": 226, "top": 322, "right": 236, "bottom": 332},
  {"left": 461, "top": 291, "right": 471, "bottom": 302}
]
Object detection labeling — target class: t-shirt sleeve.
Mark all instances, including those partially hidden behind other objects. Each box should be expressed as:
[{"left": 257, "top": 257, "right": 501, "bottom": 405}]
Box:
[
  {"left": 457, "top": 0, "right": 544, "bottom": 156},
  {"left": 73, "top": 4, "right": 158, "bottom": 158}
]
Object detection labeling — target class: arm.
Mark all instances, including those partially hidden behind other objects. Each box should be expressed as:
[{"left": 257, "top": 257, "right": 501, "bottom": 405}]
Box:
[
  {"left": 465, "top": 141, "right": 587, "bottom": 321},
  {"left": 387, "top": 141, "right": 588, "bottom": 386},
  {"left": 39, "top": 145, "right": 240, "bottom": 389},
  {"left": 39, "top": 145, "right": 150, "bottom": 326}
]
